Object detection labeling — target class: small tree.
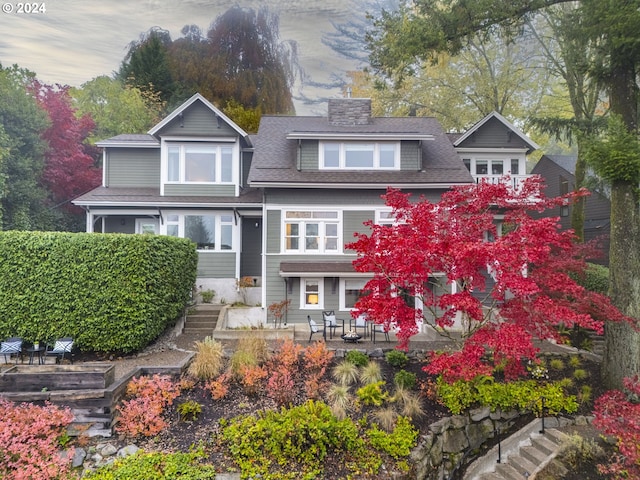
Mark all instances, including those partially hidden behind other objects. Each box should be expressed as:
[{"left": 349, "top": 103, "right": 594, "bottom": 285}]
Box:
[{"left": 348, "top": 177, "right": 628, "bottom": 380}]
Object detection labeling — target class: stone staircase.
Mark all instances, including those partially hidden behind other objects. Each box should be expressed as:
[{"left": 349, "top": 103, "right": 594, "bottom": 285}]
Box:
[
  {"left": 182, "top": 304, "right": 222, "bottom": 336},
  {"left": 474, "top": 428, "right": 568, "bottom": 480}
]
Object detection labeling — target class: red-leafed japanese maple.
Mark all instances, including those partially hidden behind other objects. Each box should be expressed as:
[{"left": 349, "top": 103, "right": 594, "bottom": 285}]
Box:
[
  {"left": 593, "top": 376, "right": 640, "bottom": 479},
  {"left": 348, "top": 177, "right": 627, "bottom": 380},
  {"left": 30, "top": 81, "right": 101, "bottom": 213}
]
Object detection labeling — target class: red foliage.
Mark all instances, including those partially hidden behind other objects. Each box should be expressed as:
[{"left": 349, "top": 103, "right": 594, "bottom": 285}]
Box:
[
  {"left": 348, "top": 177, "right": 630, "bottom": 380},
  {"left": 0, "top": 399, "right": 75, "bottom": 479},
  {"left": 30, "top": 81, "right": 101, "bottom": 212},
  {"left": 115, "top": 374, "right": 181, "bottom": 438},
  {"left": 593, "top": 376, "right": 640, "bottom": 479}
]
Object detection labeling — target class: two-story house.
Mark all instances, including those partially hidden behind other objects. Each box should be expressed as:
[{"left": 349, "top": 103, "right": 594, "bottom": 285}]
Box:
[
  {"left": 248, "top": 98, "right": 474, "bottom": 324},
  {"left": 75, "top": 94, "right": 540, "bottom": 327},
  {"left": 73, "top": 93, "right": 263, "bottom": 302}
]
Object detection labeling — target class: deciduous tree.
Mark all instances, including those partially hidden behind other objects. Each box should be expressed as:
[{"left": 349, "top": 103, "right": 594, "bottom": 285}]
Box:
[
  {"left": 348, "top": 178, "right": 628, "bottom": 380},
  {"left": 366, "top": 0, "right": 640, "bottom": 389},
  {"left": 30, "top": 81, "right": 102, "bottom": 230}
]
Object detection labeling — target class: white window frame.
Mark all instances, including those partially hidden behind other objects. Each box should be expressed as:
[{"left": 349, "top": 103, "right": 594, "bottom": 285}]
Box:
[
  {"left": 282, "top": 210, "right": 342, "bottom": 254},
  {"left": 339, "top": 277, "right": 371, "bottom": 311},
  {"left": 164, "top": 211, "right": 236, "bottom": 252},
  {"left": 319, "top": 141, "right": 400, "bottom": 170},
  {"left": 161, "top": 138, "right": 238, "bottom": 186},
  {"left": 462, "top": 155, "right": 525, "bottom": 177},
  {"left": 301, "top": 278, "right": 324, "bottom": 310}
]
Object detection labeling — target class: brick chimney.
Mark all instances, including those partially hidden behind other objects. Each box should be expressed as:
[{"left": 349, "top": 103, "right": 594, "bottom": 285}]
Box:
[{"left": 328, "top": 98, "right": 372, "bottom": 126}]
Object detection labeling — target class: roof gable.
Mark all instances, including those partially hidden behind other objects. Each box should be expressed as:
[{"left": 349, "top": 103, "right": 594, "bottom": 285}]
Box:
[
  {"left": 148, "top": 93, "right": 250, "bottom": 144},
  {"left": 454, "top": 111, "right": 539, "bottom": 153}
]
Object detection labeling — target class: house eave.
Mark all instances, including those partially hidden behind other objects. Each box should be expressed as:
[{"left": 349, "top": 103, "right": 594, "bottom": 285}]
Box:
[
  {"left": 250, "top": 181, "right": 471, "bottom": 189},
  {"left": 286, "top": 132, "right": 435, "bottom": 141},
  {"left": 95, "top": 142, "right": 159, "bottom": 148},
  {"left": 73, "top": 200, "right": 264, "bottom": 209}
]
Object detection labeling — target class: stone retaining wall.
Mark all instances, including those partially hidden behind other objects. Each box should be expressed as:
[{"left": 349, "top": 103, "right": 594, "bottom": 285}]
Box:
[{"left": 411, "top": 407, "right": 525, "bottom": 480}]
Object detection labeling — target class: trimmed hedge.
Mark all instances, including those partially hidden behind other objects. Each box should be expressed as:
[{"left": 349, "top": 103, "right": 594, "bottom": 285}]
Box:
[{"left": 0, "top": 231, "right": 197, "bottom": 353}]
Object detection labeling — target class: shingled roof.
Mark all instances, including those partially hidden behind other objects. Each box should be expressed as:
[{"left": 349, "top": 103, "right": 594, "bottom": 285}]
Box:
[{"left": 248, "top": 114, "right": 473, "bottom": 188}]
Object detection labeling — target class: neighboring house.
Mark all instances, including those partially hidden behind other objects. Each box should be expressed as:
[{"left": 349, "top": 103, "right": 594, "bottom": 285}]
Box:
[
  {"left": 450, "top": 111, "right": 539, "bottom": 191},
  {"left": 531, "top": 155, "right": 611, "bottom": 265},
  {"left": 73, "top": 93, "right": 263, "bottom": 302},
  {"left": 75, "top": 94, "right": 542, "bottom": 326}
]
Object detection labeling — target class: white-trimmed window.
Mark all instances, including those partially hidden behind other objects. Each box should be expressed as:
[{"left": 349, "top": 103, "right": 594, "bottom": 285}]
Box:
[
  {"left": 340, "top": 278, "right": 371, "bottom": 310},
  {"left": 462, "top": 157, "right": 523, "bottom": 177},
  {"left": 376, "top": 209, "right": 396, "bottom": 225},
  {"left": 284, "top": 210, "right": 340, "bottom": 253},
  {"left": 166, "top": 143, "right": 234, "bottom": 183},
  {"left": 301, "top": 278, "right": 324, "bottom": 309},
  {"left": 166, "top": 213, "right": 234, "bottom": 251},
  {"left": 320, "top": 142, "right": 400, "bottom": 170}
]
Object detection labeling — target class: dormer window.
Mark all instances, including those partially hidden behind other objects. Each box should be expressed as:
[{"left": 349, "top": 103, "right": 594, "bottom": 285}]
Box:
[{"left": 320, "top": 142, "right": 399, "bottom": 170}]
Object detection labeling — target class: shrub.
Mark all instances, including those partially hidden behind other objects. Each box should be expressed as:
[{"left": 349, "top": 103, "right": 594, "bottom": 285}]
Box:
[
  {"left": 573, "top": 368, "right": 589, "bottom": 381},
  {"left": 0, "top": 231, "right": 197, "bottom": 353},
  {"left": 359, "top": 360, "right": 383, "bottom": 384},
  {"left": 221, "top": 400, "right": 381, "bottom": 479},
  {"left": 270, "top": 338, "right": 303, "bottom": 371},
  {"left": 303, "top": 341, "right": 334, "bottom": 375},
  {"left": 357, "top": 381, "right": 389, "bottom": 406},
  {"left": 578, "top": 263, "right": 609, "bottom": 295},
  {"left": 332, "top": 360, "right": 359, "bottom": 386},
  {"left": 394, "top": 370, "right": 417, "bottom": 390},
  {"left": 83, "top": 449, "right": 217, "bottom": 479},
  {"left": 187, "top": 336, "right": 224, "bottom": 381},
  {"left": 115, "top": 374, "right": 181, "bottom": 438},
  {"left": 239, "top": 365, "right": 267, "bottom": 396},
  {"left": 366, "top": 416, "right": 419, "bottom": 459},
  {"left": 549, "top": 358, "right": 565, "bottom": 371},
  {"left": 327, "top": 385, "right": 353, "bottom": 419},
  {"left": 0, "top": 400, "right": 76, "bottom": 480},
  {"left": 177, "top": 400, "right": 202, "bottom": 421},
  {"left": 385, "top": 350, "right": 409, "bottom": 368},
  {"left": 267, "top": 367, "right": 296, "bottom": 405},
  {"left": 345, "top": 349, "right": 369, "bottom": 367},
  {"left": 204, "top": 372, "right": 231, "bottom": 400},
  {"left": 435, "top": 375, "right": 578, "bottom": 415}
]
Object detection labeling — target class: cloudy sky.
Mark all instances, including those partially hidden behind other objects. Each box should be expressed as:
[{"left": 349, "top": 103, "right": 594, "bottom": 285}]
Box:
[{"left": 0, "top": 0, "right": 363, "bottom": 114}]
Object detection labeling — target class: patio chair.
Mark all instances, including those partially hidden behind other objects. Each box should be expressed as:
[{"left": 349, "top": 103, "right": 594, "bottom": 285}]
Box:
[
  {"left": 307, "top": 316, "right": 324, "bottom": 342},
  {"left": 1, "top": 337, "right": 23, "bottom": 363},
  {"left": 371, "top": 323, "right": 391, "bottom": 344},
  {"left": 322, "top": 310, "right": 344, "bottom": 340},
  {"left": 45, "top": 337, "right": 74, "bottom": 364},
  {"left": 349, "top": 314, "right": 369, "bottom": 338}
]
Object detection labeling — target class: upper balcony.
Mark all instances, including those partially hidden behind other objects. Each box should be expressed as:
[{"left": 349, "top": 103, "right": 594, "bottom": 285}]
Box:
[{"left": 472, "top": 174, "right": 532, "bottom": 192}]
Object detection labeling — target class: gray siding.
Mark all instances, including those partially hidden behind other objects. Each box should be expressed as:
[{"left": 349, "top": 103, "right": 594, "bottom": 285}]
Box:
[
  {"left": 300, "top": 140, "right": 319, "bottom": 170},
  {"left": 107, "top": 148, "right": 159, "bottom": 187},
  {"left": 164, "top": 184, "right": 236, "bottom": 196},
  {"left": 264, "top": 254, "right": 358, "bottom": 325},
  {"left": 457, "top": 117, "right": 531, "bottom": 150},
  {"left": 400, "top": 141, "right": 421, "bottom": 170},
  {"left": 266, "top": 210, "right": 281, "bottom": 254},
  {"left": 197, "top": 252, "right": 237, "bottom": 278},
  {"left": 158, "top": 102, "right": 238, "bottom": 137},
  {"left": 266, "top": 188, "right": 446, "bottom": 205},
  {"left": 344, "top": 211, "right": 371, "bottom": 251}
]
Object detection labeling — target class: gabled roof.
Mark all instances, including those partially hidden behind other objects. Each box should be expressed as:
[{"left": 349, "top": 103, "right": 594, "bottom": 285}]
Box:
[
  {"left": 148, "top": 93, "right": 250, "bottom": 143},
  {"left": 540, "top": 155, "right": 577, "bottom": 175},
  {"left": 249, "top": 115, "right": 473, "bottom": 188},
  {"left": 453, "top": 111, "right": 540, "bottom": 152}
]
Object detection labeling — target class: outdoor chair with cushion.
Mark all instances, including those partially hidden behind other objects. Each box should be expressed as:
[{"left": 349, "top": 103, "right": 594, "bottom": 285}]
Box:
[
  {"left": 307, "top": 316, "right": 323, "bottom": 342},
  {"left": 349, "top": 314, "right": 369, "bottom": 338},
  {"left": 45, "top": 337, "right": 74, "bottom": 364},
  {"left": 322, "top": 310, "right": 344, "bottom": 340},
  {"left": 371, "top": 323, "right": 391, "bottom": 343},
  {"left": 1, "top": 337, "right": 23, "bottom": 363}
]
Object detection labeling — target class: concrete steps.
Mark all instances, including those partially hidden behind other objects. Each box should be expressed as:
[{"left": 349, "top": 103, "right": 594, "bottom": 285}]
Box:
[
  {"left": 182, "top": 304, "right": 221, "bottom": 336},
  {"left": 475, "top": 427, "right": 568, "bottom": 480}
]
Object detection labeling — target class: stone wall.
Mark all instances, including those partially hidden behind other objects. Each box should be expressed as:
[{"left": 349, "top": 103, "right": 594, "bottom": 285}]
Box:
[{"left": 411, "top": 407, "right": 523, "bottom": 480}]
